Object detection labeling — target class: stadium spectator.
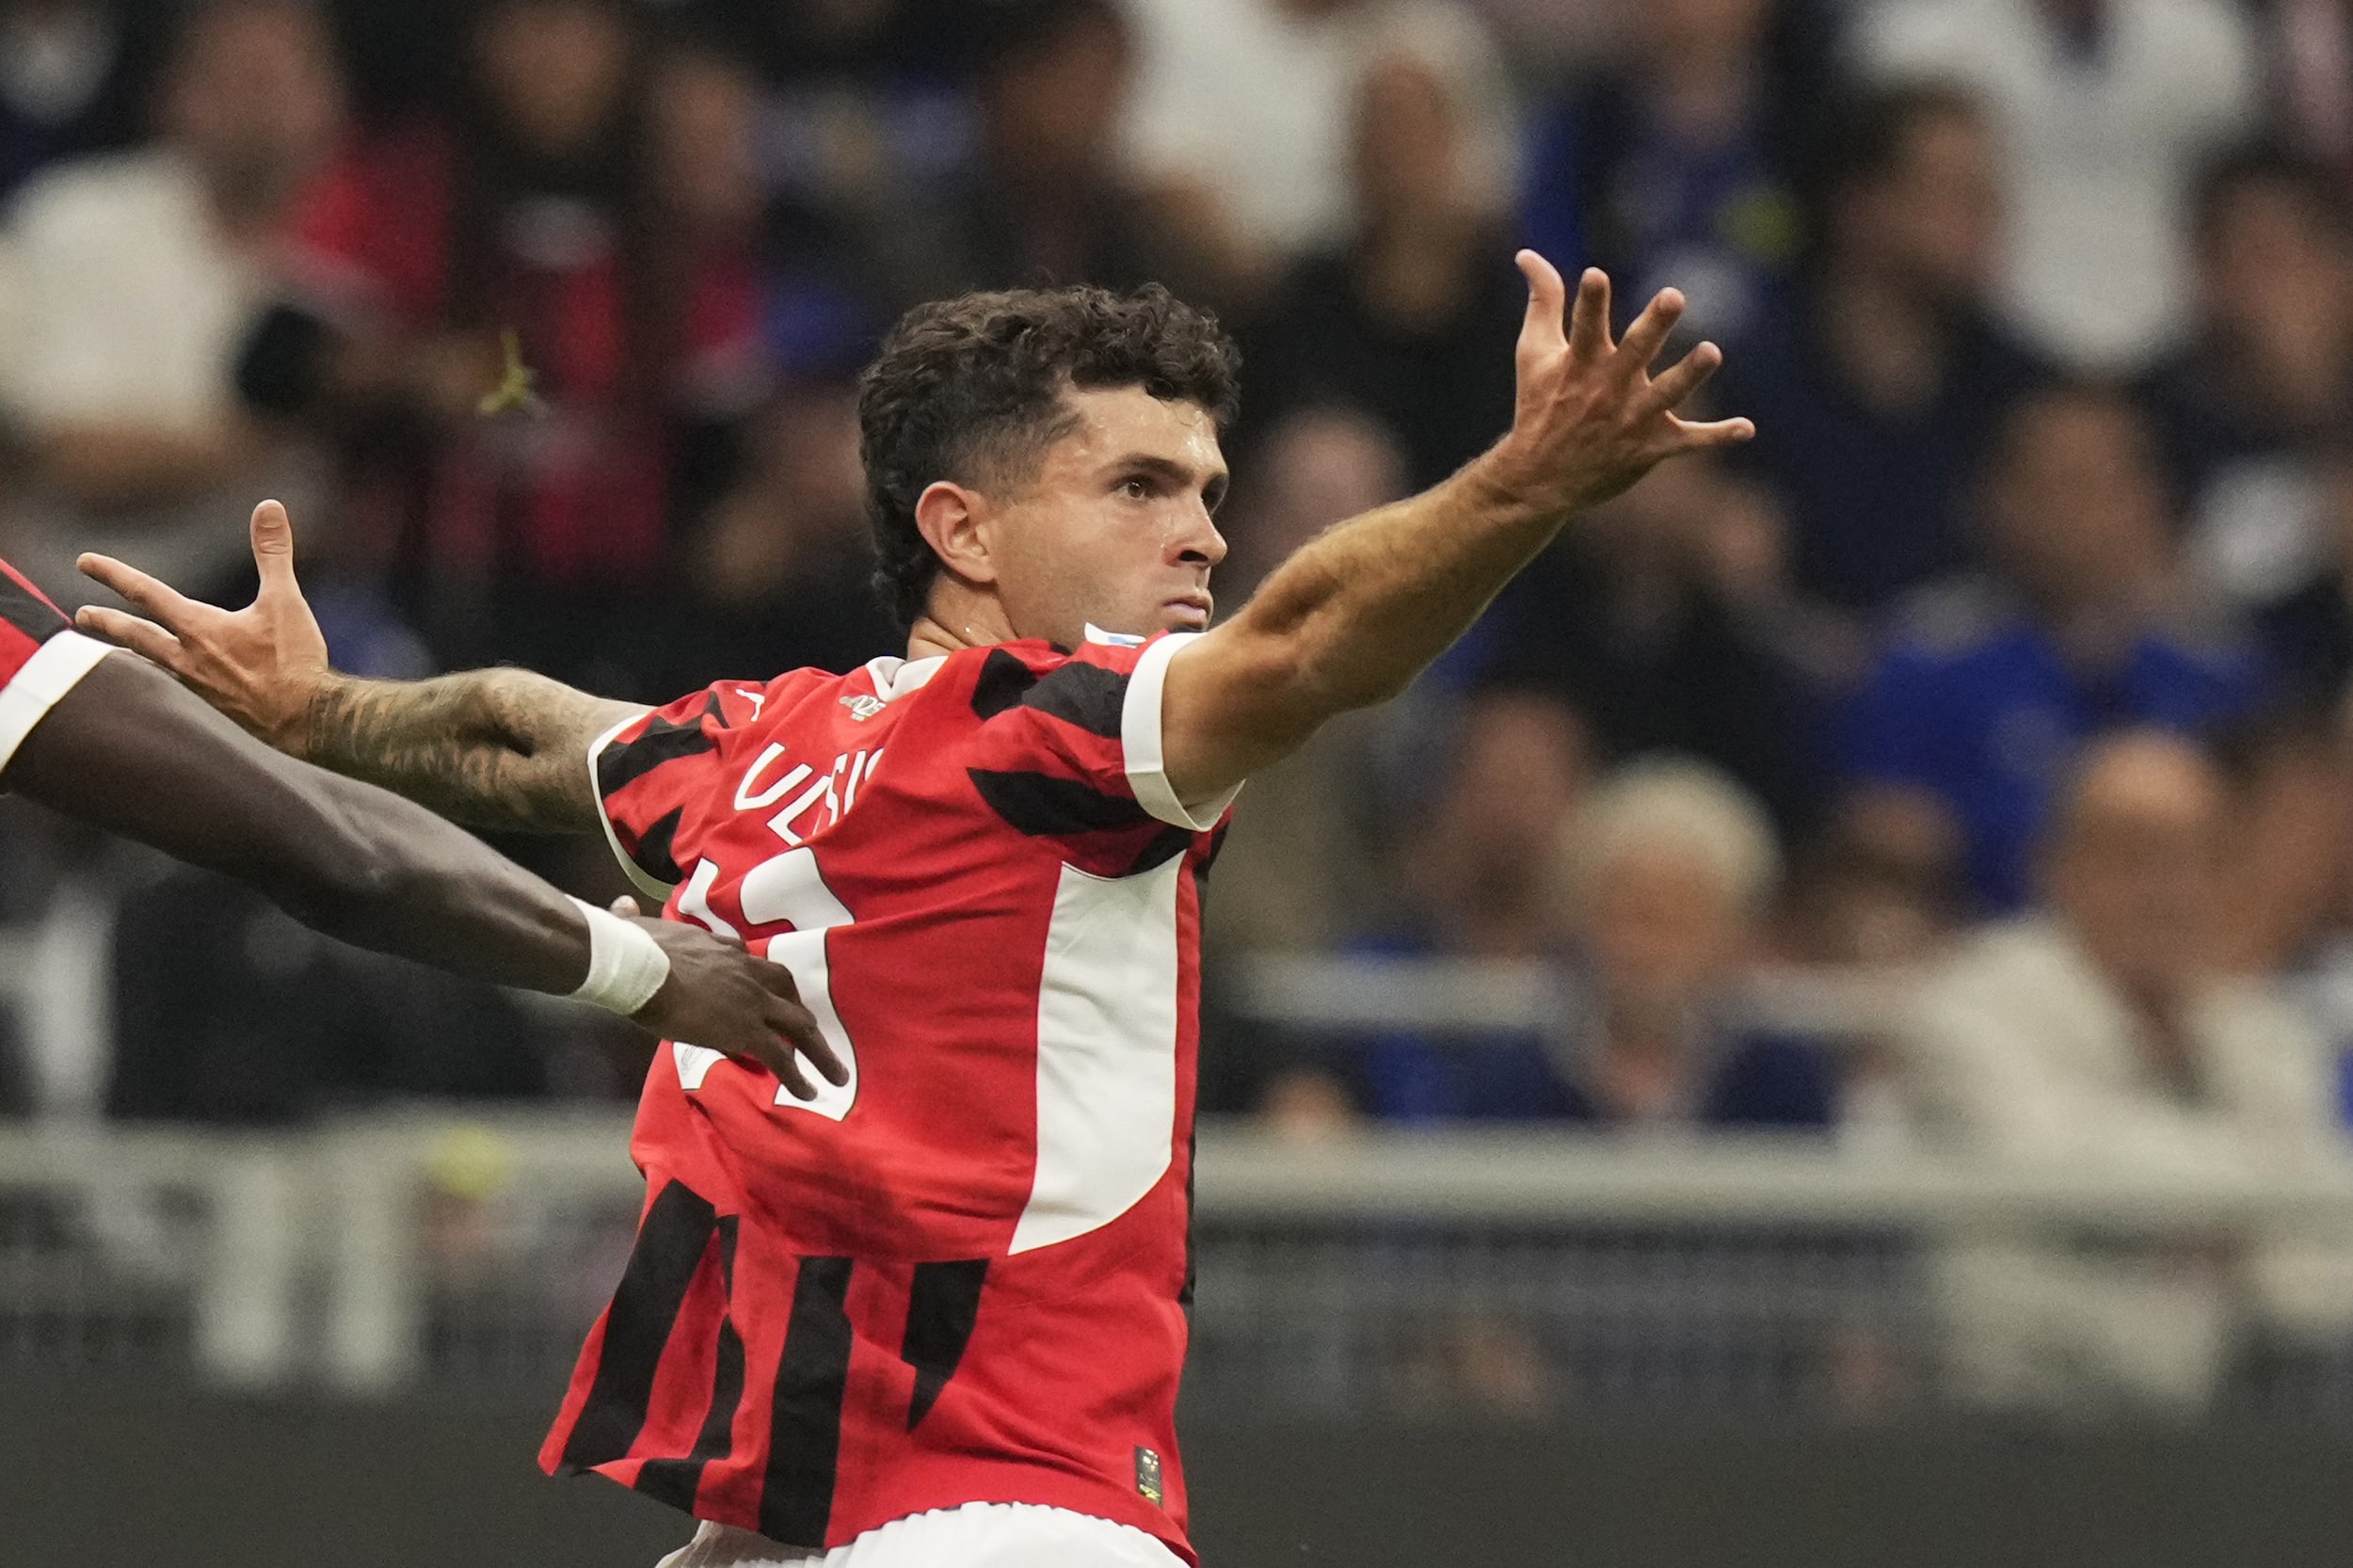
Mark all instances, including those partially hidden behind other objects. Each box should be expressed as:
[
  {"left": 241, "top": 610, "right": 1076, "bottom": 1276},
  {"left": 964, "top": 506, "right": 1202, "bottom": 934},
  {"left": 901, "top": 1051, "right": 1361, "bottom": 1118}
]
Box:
[
  {"left": 1119, "top": 0, "right": 1513, "bottom": 296},
  {"left": 1292, "top": 753, "right": 1839, "bottom": 1129},
  {"left": 1470, "top": 451, "right": 1834, "bottom": 842},
  {"left": 0, "top": 0, "right": 167, "bottom": 205},
  {"left": 0, "top": 0, "right": 342, "bottom": 606},
  {"left": 1518, "top": 0, "right": 1809, "bottom": 345},
  {"left": 1837, "top": 380, "right": 2268, "bottom": 913},
  {"left": 268, "top": 0, "right": 765, "bottom": 693},
  {"left": 652, "top": 377, "right": 899, "bottom": 695},
  {"left": 1901, "top": 730, "right": 2353, "bottom": 1411},
  {"left": 908, "top": 0, "right": 1233, "bottom": 306},
  {"left": 1848, "top": 0, "right": 2260, "bottom": 373},
  {"left": 1713, "top": 82, "right": 2049, "bottom": 614},
  {"left": 2251, "top": 445, "right": 2353, "bottom": 714},
  {"left": 2143, "top": 145, "right": 2353, "bottom": 611},
  {"left": 1241, "top": 32, "right": 1524, "bottom": 492},
  {"left": 1200, "top": 408, "right": 1408, "bottom": 961}
]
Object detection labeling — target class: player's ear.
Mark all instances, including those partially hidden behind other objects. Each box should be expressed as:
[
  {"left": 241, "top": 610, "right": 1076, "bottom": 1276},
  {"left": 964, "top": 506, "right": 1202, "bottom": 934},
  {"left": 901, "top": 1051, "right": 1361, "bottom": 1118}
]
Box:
[{"left": 914, "top": 480, "right": 1000, "bottom": 589}]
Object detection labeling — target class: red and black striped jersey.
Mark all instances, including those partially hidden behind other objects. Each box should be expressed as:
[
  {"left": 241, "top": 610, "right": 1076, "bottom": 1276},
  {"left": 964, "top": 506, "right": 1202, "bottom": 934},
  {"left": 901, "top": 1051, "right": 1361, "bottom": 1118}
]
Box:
[
  {"left": 0, "top": 556, "right": 111, "bottom": 776},
  {"left": 540, "top": 632, "right": 1234, "bottom": 1563}
]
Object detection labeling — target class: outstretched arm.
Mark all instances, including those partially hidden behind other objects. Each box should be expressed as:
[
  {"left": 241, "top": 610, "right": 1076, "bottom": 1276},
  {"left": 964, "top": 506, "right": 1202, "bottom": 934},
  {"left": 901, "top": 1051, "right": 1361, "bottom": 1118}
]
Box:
[
  {"left": 3, "top": 648, "right": 845, "bottom": 1096},
  {"left": 1159, "top": 255, "right": 1751, "bottom": 800},
  {"left": 75, "top": 501, "right": 637, "bottom": 834}
]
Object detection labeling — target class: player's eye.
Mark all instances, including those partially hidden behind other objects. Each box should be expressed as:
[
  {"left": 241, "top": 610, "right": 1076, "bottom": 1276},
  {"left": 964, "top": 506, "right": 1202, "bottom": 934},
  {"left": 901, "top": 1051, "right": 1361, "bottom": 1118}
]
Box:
[{"left": 1118, "top": 476, "right": 1152, "bottom": 500}]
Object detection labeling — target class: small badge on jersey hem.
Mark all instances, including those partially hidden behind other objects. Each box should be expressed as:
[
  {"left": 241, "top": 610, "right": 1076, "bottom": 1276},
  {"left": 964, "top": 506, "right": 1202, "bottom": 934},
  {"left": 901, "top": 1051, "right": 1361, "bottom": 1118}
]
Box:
[{"left": 1134, "top": 1446, "right": 1163, "bottom": 1507}]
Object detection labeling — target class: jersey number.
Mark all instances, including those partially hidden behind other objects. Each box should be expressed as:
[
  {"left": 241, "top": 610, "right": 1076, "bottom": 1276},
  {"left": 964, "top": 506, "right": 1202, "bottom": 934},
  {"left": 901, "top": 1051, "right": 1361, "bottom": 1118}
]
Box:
[{"left": 671, "top": 849, "right": 860, "bottom": 1121}]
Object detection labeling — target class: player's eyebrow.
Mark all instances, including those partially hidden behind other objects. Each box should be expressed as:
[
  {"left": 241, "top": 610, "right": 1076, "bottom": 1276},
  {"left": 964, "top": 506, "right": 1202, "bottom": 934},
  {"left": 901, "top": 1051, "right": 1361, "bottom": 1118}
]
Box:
[{"left": 1112, "top": 454, "right": 1231, "bottom": 512}]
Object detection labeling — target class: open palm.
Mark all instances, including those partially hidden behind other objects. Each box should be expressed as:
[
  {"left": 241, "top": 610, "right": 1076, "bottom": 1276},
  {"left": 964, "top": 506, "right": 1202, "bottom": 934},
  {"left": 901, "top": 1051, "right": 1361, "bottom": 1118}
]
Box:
[{"left": 75, "top": 500, "right": 334, "bottom": 757}]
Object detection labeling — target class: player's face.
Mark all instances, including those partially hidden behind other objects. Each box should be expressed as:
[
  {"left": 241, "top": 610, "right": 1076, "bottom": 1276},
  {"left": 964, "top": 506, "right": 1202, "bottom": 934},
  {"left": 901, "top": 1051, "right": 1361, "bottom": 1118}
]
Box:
[{"left": 990, "top": 386, "right": 1230, "bottom": 648}]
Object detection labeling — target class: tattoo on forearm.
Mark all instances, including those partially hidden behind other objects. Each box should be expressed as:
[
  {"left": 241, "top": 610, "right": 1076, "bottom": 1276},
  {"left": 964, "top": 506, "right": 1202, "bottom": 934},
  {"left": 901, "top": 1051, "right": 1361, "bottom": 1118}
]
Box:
[{"left": 304, "top": 670, "right": 633, "bottom": 833}]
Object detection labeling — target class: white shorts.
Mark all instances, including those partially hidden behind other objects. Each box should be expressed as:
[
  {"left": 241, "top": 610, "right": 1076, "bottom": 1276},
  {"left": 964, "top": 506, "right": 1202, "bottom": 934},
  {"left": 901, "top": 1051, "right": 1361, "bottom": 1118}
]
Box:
[{"left": 655, "top": 1502, "right": 1188, "bottom": 1568}]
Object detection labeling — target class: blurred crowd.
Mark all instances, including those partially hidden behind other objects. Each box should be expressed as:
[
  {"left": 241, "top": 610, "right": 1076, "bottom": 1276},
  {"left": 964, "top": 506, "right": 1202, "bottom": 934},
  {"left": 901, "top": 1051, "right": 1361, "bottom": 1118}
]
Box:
[{"left": 12, "top": 0, "right": 2353, "bottom": 1407}]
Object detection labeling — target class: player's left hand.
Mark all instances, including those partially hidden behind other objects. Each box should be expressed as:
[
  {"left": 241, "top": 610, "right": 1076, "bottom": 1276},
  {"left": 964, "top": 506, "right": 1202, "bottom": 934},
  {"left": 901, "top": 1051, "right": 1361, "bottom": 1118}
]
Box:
[
  {"left": 74, "top": 499, "right": 332, "bottom": 757},
  {"left": 610, "top": 896, "right": 850, "bottom": 1102}
]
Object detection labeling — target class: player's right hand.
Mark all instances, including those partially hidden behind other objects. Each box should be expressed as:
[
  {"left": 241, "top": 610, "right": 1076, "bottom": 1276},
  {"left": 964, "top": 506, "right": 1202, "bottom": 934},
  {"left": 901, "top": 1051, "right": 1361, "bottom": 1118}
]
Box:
[
  {"left": 75, "top": 499, "right": 332, "bottom": 758},
  {"left": 620, "top": 900, "right": 850, "bottom": 1102}
]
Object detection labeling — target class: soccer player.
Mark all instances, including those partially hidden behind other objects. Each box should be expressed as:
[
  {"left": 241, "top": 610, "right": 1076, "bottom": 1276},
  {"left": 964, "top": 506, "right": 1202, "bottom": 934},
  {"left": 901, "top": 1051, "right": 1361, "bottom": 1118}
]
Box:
[
  {"left": 78, "top": 254, "right": 1747, "bottom": 1566},
  {"left": 0, "top": 519, "right": 845, "bottom": 1094}
]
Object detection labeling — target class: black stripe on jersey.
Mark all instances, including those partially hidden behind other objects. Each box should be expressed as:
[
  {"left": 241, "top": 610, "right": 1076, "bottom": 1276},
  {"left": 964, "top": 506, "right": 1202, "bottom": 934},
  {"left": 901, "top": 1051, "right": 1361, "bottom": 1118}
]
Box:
[
  {"left": 970, "top": 648, "right": 1129, "bottom": 737},
  {"left": 1122, "top": 824, "right": 1193, "bottom": 877},
  {"left": 760, "top": 1255, "right": 855, "bottom": 1548},
  {"left": 1022, "top": 660, "right": 1128, "bottom": 738},
  {"left": 598, "top": 712, "right": 717, "bottom": 796},
  {"left": 633, "top": 1217, "right": 744, "bottom": 1513},
  {"left": 1179, "top": 1128, "right": 1197, "bottom": 1319},
  {"left": 968, "top": 767, "right": 1150, "bottom": 837},
  {"left": 564, "top": 1181, "right": 718, "bottom": 1471},
  {"left": 633, "top": 806, "right": 687, "bottom": 888},
  {"left": 900, "top": 1258, "right": 990, "bottom": 1431},
  {"left": 969, "top": 648, "right": 1037, "bottom": 719},
  {"left": 0, "top": 568, "right": 66, "bottom": 643}
]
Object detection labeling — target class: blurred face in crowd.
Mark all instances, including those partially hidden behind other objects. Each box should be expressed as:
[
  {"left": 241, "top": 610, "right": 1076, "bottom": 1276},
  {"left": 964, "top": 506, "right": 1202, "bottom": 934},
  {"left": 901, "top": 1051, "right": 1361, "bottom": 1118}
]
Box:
[
  {"left": 2196, "top": 173, "right": 2353, "bottom": 392},
  {"left": 1574, "top": 843, "right": 1750, "bottom": 1027},
  {"left": 647, "top": 48, "right": 762, "bottom": 236},
  {"left": 474, "top": 0, "right": 633, "bottom": 162},
  {"left": 1352, "top": 55, "right": 1468, "bottom": 232},
  {"left": 2045, "top": 733, "right": 2223, "bottom": 1000},
  {"left": 1843, "top": 105, "right": 2001, "bottom": 301},
  {"left": 1981, "top": 390, "right": 2170, "bottom": 616},
  {"left": 980, "top": 4, "right": 1134, "bottom": 183},
  {"left": 1413, "top": 693, "right": 1592, "bottom": 952},
  {"left": 1646, "top": 0, "right": 1773, "bottom": 66},
  {"left": 942, "top": 386, "right": 1230, "bottom": 648},
  {"left": 1227, "top": 408, "right": 1407, "bottom": 589},
  {"left": 162, "top": 0, "right": 344, "bottom": 211}
]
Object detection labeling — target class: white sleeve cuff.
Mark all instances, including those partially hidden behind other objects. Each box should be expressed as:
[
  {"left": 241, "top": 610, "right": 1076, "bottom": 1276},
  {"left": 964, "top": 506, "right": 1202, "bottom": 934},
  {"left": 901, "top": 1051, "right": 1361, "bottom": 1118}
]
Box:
[
  {"left": 586, "top": 711, "right": 675, "bottom": 903},
  {"left": 0, "top": 630, "right": 113, "bottom": 774},
  {"left": 1121, "top": 632, "right": 1241, "bottom": 832}
]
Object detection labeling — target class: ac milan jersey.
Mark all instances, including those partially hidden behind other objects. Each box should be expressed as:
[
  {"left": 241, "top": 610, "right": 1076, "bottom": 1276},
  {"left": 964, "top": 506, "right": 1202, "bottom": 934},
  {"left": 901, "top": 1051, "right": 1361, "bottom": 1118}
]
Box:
[
  {"left": 540, "top": 632, "right": 1236, "bottom": 1563},
  {"left": 0, "top": 557, "right": 112, "bottom": 776}
]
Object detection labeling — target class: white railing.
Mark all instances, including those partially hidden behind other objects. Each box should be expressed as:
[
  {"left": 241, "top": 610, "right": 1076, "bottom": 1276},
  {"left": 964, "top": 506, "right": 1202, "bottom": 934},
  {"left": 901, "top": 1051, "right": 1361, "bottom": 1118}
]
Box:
[{"left": 8, "top": 1112, "right": 2353, "bottom": 1405}]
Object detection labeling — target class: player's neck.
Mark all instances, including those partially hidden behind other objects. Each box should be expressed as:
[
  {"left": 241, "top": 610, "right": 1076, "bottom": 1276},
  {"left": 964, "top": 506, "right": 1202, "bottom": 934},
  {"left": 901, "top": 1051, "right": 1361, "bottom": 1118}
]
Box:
[{"left": 906, "top": 586, "right": 1019, "bottom": 661}]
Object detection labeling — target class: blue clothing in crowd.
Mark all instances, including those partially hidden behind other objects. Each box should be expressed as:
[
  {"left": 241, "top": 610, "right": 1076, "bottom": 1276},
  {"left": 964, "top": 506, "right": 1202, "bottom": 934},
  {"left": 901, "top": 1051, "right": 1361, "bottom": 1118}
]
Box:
[
  {"left": 1333, "top": 938, "right": 1839, "bottom": 1128},
  {"left": 1839, "top": 576, "right": 2269, "bottom": 911}
]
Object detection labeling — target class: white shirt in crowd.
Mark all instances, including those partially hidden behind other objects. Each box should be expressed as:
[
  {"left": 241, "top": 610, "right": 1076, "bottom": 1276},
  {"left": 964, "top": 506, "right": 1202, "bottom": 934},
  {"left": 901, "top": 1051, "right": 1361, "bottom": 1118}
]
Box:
[
  {"left": 0, "top": 147, "right": 313, "bottom": 601},
  {"left": 1900, "top": 919, "right": 2353, "bottom": 1411},
  {"left": 1851, "top": 0, "right": 2258, "bottom": 373}
]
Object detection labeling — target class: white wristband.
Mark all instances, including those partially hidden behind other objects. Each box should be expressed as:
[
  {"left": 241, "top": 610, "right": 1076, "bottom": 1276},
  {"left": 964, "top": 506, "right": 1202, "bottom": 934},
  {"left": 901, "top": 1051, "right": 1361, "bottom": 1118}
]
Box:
[{"left": 567, "top": 897, "right": 672, "bottom": 1016}]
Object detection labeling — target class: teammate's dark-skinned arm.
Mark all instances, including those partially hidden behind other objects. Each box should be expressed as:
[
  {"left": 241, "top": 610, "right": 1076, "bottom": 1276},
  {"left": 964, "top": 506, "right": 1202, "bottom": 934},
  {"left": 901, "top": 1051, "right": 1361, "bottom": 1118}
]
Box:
[
  {"left": 1157, "top": 252, "right": 1753, "bottom": 803},
  {"left": 76, "top": 501, "right": 619, "bottom": 835},
  {"left": 3, "top": 641, "right": 846, "bottom": 1099}
]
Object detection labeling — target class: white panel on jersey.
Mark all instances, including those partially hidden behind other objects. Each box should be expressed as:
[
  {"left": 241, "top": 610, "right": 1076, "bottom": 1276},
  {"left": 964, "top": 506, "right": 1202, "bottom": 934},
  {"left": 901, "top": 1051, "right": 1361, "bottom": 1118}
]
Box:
[
  {"left": 670, "top": 858, "right": 738, "bottom": 1092},
  {"left": 739, "top": 845, "right": 859, "bottom": 1121},
  {"left": 0, "top": 629, "right": 112, "bottom": 772},
  {"left": 1011, "top": 855, "right": 1183, "bottom": 1255}
]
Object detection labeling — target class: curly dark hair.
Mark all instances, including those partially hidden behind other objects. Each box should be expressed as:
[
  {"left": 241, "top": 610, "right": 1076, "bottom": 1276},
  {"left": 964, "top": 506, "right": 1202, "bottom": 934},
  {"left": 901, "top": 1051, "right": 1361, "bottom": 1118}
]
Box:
[{"left": 856, "top": 283, "right": 1242, "bottom": 629}]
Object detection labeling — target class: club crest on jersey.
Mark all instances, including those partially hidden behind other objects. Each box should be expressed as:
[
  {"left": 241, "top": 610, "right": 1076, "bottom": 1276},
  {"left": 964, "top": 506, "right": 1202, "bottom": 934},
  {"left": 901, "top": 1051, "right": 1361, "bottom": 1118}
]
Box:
[{"left": 840, "top": 692, "right": 887, "bottom": 722}]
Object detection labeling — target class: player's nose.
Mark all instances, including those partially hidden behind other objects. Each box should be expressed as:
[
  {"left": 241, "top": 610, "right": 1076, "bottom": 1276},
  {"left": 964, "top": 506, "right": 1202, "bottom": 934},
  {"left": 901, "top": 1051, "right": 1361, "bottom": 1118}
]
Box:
[{"left": 1171, "top": 501, "right": 1226, "bottom": 569}]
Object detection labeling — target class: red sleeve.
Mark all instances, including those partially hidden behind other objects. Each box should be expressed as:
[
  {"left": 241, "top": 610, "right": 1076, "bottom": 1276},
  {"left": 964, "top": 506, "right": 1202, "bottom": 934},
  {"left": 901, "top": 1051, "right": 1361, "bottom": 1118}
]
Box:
[
  {"left": 589, "top": 678, "right": 802, "bottom": 899},
  {"left": 963, "top": 632, "right": 1238, "bottom": 878}
]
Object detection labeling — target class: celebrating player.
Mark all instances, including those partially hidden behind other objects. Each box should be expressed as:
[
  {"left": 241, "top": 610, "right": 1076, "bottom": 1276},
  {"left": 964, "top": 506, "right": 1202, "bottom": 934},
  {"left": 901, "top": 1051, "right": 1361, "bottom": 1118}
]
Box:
[
  {"left": 78, "top": 254, "right": 1747, "bottom": 1567},
  {"left": 0, "top": 523, "right": 844, "bottom": 1093}
]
